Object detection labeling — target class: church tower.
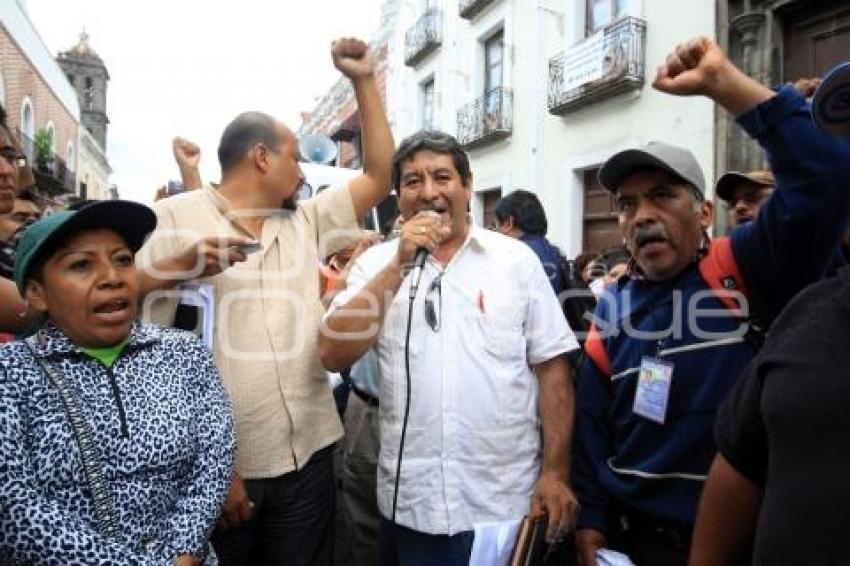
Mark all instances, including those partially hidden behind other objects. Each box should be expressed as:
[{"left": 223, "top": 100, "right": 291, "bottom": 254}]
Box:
[{"left": 57, "top": 31, "right": 110, "bottom": 150}]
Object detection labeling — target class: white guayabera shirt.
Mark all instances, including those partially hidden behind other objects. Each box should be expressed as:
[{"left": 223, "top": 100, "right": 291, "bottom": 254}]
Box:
[{"left": 329, "top": 225, "right": 578, "bottom": 535}]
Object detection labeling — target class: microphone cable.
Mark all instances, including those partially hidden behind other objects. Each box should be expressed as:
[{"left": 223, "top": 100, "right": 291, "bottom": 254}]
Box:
[
  {"left": 391, "top": 288, "right": 416, "bottom": 523},
  {"left": 391, "top": 247, "right": 428, "bottom": 523}
]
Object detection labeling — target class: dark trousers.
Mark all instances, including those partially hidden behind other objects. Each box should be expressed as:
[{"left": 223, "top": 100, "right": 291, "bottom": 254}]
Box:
[
  {"left": 609, "top": 511, "right": 692, "bottom": 566},
  {"left": 334, "top": 393, "right": 381, "bottom": 566},
  {"left": 211, "top": 446, "right": 335, "bottom": 566},
  {"left": 379, "top": 518, "right": 474, "bottom": 566}
]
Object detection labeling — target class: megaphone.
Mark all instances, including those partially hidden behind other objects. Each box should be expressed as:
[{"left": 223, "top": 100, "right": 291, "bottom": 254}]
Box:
[{"left": 298, "top": 134, "right": 339, "bottom": 164}]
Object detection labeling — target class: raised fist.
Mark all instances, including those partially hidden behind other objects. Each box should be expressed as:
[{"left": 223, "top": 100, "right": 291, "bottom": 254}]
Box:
[
  {"left": 331, "top": 37, "right": 374, "bottom": 81},
  {"left": 172, "top": 137, "right": 201, "bottom": 169},
  {"left": 652, "top": 37, "right": 731, "bottom": 99}
]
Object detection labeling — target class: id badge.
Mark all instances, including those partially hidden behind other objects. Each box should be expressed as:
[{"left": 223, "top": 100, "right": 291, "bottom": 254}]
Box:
[{"left": 632, "top": 356, "right": 674, "bottom": 424}]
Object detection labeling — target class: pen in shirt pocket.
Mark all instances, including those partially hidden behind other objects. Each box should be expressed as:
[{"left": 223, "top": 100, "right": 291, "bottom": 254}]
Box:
[{"left": 477, "top": 290, "right": 486, "bottom": 314}]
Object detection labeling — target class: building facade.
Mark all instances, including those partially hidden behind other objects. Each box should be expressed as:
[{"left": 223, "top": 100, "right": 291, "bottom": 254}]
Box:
[
  {"left": 77, "top": 124, "right": 112, "bottom": 200},
  {"left": 299, "top": 4, "right": 393, "bottom": 170},
  {"left": 382, "top": 0, "right": 716, "bottom": 256},
  {"left": 542, "top": 0, "right": 716, "bottom": 255},
  {"left": 0, "top": 0, "right": 80, "bottom": 197},
  {"left": 385, "top": 0, "right": 527, "bottom": 229},
  {"left": 719, "top": 0, "right": 850, "bottom": 173},
  {"left": 310, "top": 0, "right": 847, "bottom": 253}
]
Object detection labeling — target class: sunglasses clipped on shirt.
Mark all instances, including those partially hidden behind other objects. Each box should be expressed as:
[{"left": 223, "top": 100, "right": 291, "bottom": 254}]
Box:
[{"left": 423, "top": 271, "right": 443, "bottom": 332}]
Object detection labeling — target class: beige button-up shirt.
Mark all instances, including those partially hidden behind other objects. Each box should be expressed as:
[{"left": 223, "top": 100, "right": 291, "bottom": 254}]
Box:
[{"left": 138, "top": 183, "right": 358, "bottom": 478}]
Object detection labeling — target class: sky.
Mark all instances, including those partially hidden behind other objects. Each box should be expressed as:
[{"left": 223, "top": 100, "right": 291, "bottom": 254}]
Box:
[{"left": 25, "top": 0, "right": 385, "bottom": 204}]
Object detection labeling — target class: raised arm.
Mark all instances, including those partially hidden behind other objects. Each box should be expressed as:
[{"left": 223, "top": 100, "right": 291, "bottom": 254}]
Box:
[
  {"left": 655, "top": 36, "right": 850, "bottom": 322},
  {"left": 173, "top": 137, "right": 203, "bottom": 191},
  {"left": 652, "top": 36, "right": 774, "bottom": 115},
  {"left": 330, "top": 38, "right": 394, "bottom": 218}
]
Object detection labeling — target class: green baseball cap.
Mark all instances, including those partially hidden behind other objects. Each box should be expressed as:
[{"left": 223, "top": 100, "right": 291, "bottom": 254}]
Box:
[{"left": 14, "top": 200, "right": 157, "bottom": 293}]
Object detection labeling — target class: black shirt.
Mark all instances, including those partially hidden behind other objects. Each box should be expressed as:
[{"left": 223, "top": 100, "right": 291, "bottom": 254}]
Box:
[{"left": 716, "top": 266, "right": 850, "bottom": 564}]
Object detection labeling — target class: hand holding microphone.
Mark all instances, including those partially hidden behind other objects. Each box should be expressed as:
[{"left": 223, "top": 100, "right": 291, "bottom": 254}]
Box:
[{"left": 396, "top": 211, "right": 450, "bottom": 298}]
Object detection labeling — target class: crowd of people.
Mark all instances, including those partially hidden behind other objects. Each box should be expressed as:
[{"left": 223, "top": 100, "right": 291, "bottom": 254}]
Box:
[{"left": 0, "top": 33, "right": 849, "bottom": 566}]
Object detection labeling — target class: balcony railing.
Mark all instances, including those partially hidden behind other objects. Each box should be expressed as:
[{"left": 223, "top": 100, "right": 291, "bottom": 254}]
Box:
[
  {"left": 17, "top": 128, "right": 76, "bottom": 195},
  {"left": 459, "top": 0, "right": 498, "bottom": 20},
  {"left": 456, "top": 87, "right": 513, "bottom": 148},
  {"left": 405, "top": 9, "right": 442, "bottom": 67},
  {"left": 548, "top": 16, "right": 646, "bottom": 115}
]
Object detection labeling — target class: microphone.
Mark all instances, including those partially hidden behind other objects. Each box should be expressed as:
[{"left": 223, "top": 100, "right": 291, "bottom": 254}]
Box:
[
  {"left": 407, "top": 211, "right": 443, "bottom": 300},
  {"left": 408, "top": 247, "right": 429, "bottom": 300}
]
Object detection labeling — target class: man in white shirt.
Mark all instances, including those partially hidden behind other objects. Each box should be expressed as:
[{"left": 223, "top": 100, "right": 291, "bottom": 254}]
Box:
[{"left": 320, "top": 131, "right": 579, "bottom": 565}]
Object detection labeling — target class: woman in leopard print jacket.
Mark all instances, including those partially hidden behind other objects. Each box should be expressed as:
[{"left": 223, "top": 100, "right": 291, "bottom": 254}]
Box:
[{"left": 0, "top": 201, "right": 235, "bottom": 565}]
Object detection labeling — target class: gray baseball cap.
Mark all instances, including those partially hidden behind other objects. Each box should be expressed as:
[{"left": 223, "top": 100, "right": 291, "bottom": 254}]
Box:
[{"left": 598, "top": 141, "right": 706, "bottom": 195}]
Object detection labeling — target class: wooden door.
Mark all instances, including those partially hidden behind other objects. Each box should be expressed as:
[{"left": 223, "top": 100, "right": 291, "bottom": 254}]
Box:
[
  {"left": 481, "top": 188, "right": 502, "bottom": 229},
  {"left": 784, "top": 0, "right": 850, "bottom": 81},
  {"left": 582, "top": 168, "right": 621, "bottom": 253}
]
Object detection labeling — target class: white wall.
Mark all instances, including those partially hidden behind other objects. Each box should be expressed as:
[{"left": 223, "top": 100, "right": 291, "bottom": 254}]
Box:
[
  {"left": 456, "top": 0, "right": 517, "bottom": 224},
  {"left": 387, "top": 0, "right": 540, "bottom": 225},
  {"left": 77, "top": 127, "right": 110, "bottom": 199}
]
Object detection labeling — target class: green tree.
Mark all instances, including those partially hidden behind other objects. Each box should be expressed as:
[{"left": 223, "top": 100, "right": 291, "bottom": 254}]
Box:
[{"left": 34, "top": 128, "right": 54, "bottom": 170}]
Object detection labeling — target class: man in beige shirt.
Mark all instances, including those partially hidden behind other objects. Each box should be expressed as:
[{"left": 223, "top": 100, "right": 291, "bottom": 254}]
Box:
[{"left": 136, "top": 38, "right": 394, "bottom": 566}]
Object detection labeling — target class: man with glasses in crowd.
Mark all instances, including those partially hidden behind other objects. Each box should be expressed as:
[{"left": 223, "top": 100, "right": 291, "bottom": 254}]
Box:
[
  {"left": 0, "top": 189, "right": 41, "bottom": 280},
  {"left": 320, "top": 130, "right": 579, "bottom": 565},
  {"left": 0, "top": 104, "right": 40, "bottom": 333}
]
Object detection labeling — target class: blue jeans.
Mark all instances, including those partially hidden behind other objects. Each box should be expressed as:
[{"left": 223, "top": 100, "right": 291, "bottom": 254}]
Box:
[{"left": 379, "top": 517, "right": 474, "bottom": 566}]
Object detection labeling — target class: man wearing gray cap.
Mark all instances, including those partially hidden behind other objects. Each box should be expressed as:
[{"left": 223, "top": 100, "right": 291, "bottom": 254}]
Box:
[{"left": 573, "top": 37, "right": 850, "bottom": 565}]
